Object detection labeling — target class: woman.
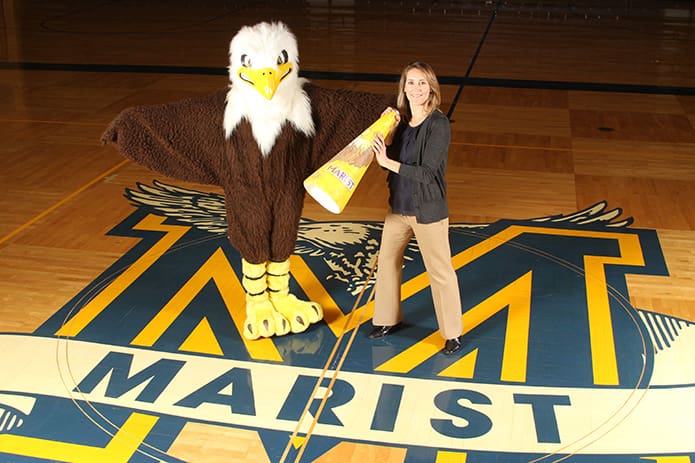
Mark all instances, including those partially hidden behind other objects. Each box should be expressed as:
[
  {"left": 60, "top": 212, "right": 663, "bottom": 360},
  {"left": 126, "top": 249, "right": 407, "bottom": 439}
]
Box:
[{"left": 369, "top": 61, "right": 463, "bottom": 355}]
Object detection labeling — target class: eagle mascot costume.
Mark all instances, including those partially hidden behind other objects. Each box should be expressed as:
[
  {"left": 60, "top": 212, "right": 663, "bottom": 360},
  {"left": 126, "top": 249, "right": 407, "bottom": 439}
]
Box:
[{"left": 102, "top": 21, "right": 394, "bottom": 340}]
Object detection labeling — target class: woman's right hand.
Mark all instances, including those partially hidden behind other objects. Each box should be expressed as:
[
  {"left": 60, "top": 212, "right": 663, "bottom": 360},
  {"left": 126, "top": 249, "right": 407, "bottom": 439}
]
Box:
[
  {"left": 382, "top": 106, "right": 401, "bottom": 122},
  {"left": 381, "top": 107, "right": 400, "bottom": 145}
]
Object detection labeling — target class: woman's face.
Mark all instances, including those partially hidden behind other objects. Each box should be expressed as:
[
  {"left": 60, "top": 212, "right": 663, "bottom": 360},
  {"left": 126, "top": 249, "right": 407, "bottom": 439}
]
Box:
[{"left": 404, "top": 68, "right": 431, "bottom": 107}]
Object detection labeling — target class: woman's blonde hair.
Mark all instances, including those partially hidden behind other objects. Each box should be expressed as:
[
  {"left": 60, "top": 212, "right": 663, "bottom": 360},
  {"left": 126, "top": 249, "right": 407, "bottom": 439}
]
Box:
[{"left": 396, "top": 61, "right": 441, "bottom": 121}]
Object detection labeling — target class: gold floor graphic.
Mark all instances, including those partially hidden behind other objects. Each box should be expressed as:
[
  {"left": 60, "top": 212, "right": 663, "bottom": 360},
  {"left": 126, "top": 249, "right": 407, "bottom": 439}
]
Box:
[{"left": 1, "top": 183, "right": 693, "bottom": 462}]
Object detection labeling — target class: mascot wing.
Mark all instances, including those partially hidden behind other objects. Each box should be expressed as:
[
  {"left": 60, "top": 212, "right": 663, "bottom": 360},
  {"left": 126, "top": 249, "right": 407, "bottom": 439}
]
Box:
[
  {"left": 530, "top": 201, "right": 633, "bottom": 228},
  {"left": 102, "top": 90, "right": 228, "bottom": 187},
  {"left": 450, "top": 201, "right": 633, "bottom": 236},
  {"left": 125, "top": 180, "right": 227, "bottom": 234},
  {"left": 304, "top": 83, "right": 396, "bottom": 171}
]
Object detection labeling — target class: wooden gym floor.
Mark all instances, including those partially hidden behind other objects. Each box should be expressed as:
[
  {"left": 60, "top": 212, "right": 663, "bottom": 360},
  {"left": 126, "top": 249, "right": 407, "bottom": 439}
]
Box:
[{"left": 1, "top": 1, "right": 694, "bottom": 462}]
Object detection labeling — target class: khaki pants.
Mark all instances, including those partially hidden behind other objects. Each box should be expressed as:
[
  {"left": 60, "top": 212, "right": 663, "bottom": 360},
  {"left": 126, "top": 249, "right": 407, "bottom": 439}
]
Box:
[{"left": 373, "top": 213, "right": 463, "bottom": 340}]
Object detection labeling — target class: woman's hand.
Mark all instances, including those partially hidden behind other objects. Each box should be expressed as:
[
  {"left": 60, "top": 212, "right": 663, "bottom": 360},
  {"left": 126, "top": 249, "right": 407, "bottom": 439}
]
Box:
[
  {"left": 382, "top": 106, "right": 401, "bottom": 122},
  {"left": 372, "top": 107, "right": 401, "bottom": 173},
  {"left": 381, "top": 107, "right": 400, "bottom": 145},
  {"left": 372, "top": 133, "right": 399, "bottom": 173},
  {"left": 372, "top": 133, "right": 388, "bottom": 166}
]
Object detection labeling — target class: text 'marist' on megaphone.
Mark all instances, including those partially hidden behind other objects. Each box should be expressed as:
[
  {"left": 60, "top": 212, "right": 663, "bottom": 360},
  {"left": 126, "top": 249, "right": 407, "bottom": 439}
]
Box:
[{"left": 303, "top": 110, "right": 399, "bottom": 214}]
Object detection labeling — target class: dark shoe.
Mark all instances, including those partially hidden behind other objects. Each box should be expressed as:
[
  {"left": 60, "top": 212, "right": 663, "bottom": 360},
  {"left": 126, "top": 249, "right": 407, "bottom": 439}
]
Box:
[
  {"left": 443, "top": 337, "right": 462, "bottom": 355},
  {"left": 368, "top": 323, "right": 401, "bottom": 339}
]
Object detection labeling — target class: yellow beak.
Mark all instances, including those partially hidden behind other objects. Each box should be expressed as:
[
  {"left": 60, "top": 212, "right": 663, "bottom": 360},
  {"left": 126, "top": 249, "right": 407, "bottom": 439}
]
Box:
[{"left": 237, "top": 62, "right": 292, "bottom": 100}]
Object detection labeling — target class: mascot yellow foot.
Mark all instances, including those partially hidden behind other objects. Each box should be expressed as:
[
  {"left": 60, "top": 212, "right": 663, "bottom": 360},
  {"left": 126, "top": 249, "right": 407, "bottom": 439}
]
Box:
[
  {"left": 241, "top": 259, "right": 291, "bottom": 340},
  {"left": 267, "top": 259, "right": 323, "bottom": 334}
]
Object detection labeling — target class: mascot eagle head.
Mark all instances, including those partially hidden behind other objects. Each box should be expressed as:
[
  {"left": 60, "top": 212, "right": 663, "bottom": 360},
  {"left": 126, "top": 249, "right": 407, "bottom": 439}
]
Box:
[{"left": 223, "top": 21, "right": 315, "bottom": 155}]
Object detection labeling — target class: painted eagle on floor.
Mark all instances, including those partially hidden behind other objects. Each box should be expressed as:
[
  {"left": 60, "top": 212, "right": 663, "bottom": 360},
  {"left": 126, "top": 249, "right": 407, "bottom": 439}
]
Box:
[{"left": 102, "top": 21, "right": 394, "bottom": 340}]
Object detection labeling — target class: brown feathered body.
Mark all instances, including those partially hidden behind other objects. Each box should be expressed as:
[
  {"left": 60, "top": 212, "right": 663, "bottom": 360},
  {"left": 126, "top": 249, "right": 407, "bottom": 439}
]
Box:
[{"left": 102, "top": 83, "right": 394, "bottom": 263}]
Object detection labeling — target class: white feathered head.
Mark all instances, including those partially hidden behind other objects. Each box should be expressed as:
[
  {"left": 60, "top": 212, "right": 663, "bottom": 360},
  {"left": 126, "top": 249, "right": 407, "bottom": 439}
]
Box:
[{"left": 223, "top": 21, "right": 314, "bottom": 155}]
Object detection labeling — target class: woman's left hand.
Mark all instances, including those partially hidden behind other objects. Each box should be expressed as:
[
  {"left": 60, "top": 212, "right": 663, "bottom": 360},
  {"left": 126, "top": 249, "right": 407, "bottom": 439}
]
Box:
[
  {"left": 372, "top": 133, "right": 399, "bottom": 173},
  {"left": 372, "top": 133, "right": 388, "bottom": 167}
]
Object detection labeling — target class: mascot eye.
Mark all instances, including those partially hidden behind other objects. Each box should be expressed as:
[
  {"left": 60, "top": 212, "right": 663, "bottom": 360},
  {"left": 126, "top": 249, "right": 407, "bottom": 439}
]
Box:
[
  {"left": 277, "top": 50, "right": 288, "bottom": 65},
  {"left": 241, "top": 54, "right": 252, "bottom": 67}
]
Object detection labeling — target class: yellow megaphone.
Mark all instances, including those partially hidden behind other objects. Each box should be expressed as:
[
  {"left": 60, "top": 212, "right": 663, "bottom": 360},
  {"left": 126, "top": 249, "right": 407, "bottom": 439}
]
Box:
[{"left": 304, "top": 110, "right": 399, "bottom": 214}]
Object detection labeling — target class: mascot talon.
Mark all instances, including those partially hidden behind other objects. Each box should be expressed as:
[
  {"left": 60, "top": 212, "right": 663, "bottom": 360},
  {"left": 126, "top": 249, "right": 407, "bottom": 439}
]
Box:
[
  {"left": 243, "top": 299, "right": 289, "bottom": 340},
  {"left": 267, "top": 260, "right": 324, "bottom": 333},
  {"left": 242, "top": 259, "right": 291, "bottom": 340}
]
